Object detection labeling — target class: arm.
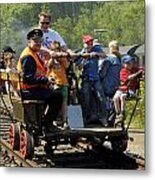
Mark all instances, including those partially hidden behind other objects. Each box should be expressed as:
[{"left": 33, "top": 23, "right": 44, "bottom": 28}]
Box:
[{"left": 128, "top": 70, "right": 143, "bottom": 80}]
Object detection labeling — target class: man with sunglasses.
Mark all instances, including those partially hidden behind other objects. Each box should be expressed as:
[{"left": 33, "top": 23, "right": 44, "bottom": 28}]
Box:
[
  {"left": 38, "top": 12, "right": 66, "bottom": 50},
  {"left": 17, "top": 28, "right": 63, "bottom": 132}
]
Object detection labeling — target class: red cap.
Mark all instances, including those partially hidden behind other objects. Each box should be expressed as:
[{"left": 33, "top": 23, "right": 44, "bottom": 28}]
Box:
[{"left": 82, "top": 35, "right": 93, "bottom": 43}]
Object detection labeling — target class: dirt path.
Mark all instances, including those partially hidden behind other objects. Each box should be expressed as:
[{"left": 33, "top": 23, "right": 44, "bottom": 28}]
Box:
[{"left": 127, "top": 130, "right": 145, "bottom": 158}]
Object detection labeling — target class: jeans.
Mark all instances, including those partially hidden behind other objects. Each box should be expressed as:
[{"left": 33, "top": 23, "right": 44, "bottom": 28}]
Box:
[{"left": 81, "top": 80, "right": 107, "bottom": 122}]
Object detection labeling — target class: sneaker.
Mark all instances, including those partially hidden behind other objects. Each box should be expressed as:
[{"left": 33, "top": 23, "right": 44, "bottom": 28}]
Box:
[{"left": 114, "top": 114, "right": 124, "bottom": 127}]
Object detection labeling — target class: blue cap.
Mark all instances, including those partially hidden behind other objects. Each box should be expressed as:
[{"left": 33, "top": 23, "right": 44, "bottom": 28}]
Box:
[{"left": 122, "top": 55, "right": 134, "bottom": 64}]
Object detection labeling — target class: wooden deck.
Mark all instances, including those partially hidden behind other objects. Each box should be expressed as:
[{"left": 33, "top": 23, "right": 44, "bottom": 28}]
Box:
[{"left": 46, "top": 127, "right": 126, "bottom": 139}]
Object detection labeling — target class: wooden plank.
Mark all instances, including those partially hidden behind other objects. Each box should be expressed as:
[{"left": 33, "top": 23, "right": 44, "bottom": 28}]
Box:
[
  {"left": 12, "top": 98, "right": 24, "bottom": 122},
  {"left": 46, "top": 127, "right": 126, "bottom": 139},
  {"left": 0, "top": 70, "right": 21, "bottom": 82}
]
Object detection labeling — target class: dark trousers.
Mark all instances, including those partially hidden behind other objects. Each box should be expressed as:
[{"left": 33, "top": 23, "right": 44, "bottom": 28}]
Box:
[
  {"left": 81, "top": 80, "right": 107, "bottom": 122},
  {"left": 21, "top": 88, "right": 63, "bottom": 125}
]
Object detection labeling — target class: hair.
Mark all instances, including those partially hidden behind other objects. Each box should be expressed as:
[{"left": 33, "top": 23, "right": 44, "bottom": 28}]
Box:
[
  {"left": 38, "top": 12, "right": 51, "bottom": 21},
  {"left": 109, "top": 40, "right": 121, "bottom": 57}
]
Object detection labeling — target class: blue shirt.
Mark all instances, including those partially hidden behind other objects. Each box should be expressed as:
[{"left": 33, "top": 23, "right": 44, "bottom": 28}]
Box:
[{"left": 78, "top": 45, "right": 103, "bottom": 82}]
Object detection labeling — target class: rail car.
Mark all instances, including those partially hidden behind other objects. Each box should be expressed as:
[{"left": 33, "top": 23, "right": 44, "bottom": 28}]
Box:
[{"left": 0, "top": 66, "right": 142, "bottom": 160}]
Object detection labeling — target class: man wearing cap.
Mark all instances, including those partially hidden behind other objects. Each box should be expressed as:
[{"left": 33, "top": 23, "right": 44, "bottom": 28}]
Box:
[
  {"left": 17, "top": 28, "right": 63, "bottom": 132},
  {"left": 113, "top": 54, "right": 143, "bottom": 125},
  {"left": 77, "top": 34, "right": 107, "bottom": 126}
]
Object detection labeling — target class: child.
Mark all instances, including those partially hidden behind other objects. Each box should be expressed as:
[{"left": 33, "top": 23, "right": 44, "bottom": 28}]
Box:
[
  {"left": 47, "top": 41, "right": 69, "bottom": 128},
  {"left": 2, "top": 47, "right": 18, "bottom": 97},
  {"left": 113, "top": 54, "right": 143, "bottom": 125}
]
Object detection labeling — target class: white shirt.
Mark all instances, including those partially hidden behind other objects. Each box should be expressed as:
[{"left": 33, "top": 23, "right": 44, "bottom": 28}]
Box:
[{"left": 42, "top": 29, "right": 66, "bottom": 48}]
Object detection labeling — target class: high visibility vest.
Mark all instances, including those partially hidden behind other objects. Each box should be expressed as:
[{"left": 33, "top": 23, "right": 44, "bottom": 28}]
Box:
[{"left": 17, "top": 47, "right": 47, "bottom": 90}]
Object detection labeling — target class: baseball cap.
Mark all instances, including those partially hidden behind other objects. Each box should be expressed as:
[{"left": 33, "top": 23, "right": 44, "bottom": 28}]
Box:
[
  {"left": 27, "top": 29, "right": 43, "bottom": 40},
  {"left": 2, "top": 46, "right": 16, "bottom": 53},
  {"left": 122, "top": 54, "right": 135, "bottom": 64},
  {"left": 82, "top": 35, "right": 93, "bottom": 43}
]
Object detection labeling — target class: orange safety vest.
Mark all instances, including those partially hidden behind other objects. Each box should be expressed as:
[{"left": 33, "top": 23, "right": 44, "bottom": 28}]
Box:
[{"left": 17, "top": 47, "right": 47, "bottom": 90}]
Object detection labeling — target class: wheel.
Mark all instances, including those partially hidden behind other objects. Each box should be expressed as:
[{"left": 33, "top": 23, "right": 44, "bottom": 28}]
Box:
[
  {"left": 20, "top": 130, "right": 34, "bottom": 159},
  {"left": 111, "top": 137, "right": 128, "bottom": 153},
  {"left": 9, "top": 123, "right": 20, "bottom": 150}
]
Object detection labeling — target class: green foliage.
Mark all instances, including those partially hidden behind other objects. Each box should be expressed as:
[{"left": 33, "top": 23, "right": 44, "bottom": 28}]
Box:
[
  {"left": 125, "top": 80, "right": 145, "bottom": 129},
  {"left": 0, "top": 1, "right": 144, "bottom": 52}
]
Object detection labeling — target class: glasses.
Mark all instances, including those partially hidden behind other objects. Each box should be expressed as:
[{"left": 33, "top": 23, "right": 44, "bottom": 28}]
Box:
[{"left": 40, "top": 21, "right": 50, "bottom": 25}]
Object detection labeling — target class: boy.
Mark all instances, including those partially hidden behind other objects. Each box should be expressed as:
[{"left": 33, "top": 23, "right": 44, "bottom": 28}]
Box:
[
  {"left": 113, "top": 54, "right": 143, "bottom": 125},
  {"left": 47, "top": 41, "right": 69, "bottom": 128}
]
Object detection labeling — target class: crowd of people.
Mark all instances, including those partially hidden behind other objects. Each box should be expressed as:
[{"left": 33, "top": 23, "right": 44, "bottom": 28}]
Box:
[{"left": 0, "top": 11, "right": 144, "bottom": 131}]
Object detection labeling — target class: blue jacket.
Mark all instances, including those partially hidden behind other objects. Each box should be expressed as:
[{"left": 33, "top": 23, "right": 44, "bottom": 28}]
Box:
[
  {"left": 100, "top": 54, "right": 121, "bottom": 97},
  {"left": 77, "top": 45, "right": 103, "bottom": 82}
]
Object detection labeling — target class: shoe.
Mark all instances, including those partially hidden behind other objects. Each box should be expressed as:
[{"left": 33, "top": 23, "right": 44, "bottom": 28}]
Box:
[
  {"left": 45, "top": 125, "right": 60, "bottom": 133},
  {"left": 99, "top": 117, "right": 108, "bottom": 127},
  {"left": 114, "top": 114, "right": 124, "bottom": 127}
]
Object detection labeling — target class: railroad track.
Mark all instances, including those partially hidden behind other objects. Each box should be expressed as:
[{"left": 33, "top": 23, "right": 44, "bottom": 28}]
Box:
[
  {"left": 0, "top": 98, "right": 145, "bottom": 169},
  {"left": 0, "top": 139, "right": 39, "bottom": 167},
  {"left": 0, "top": 137, "right": 145, "bottom": 169}
]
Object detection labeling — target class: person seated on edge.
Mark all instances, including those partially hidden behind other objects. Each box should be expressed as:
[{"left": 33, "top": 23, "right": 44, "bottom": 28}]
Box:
[
  {"left": 113, "top": 54, "right": 144, "bottom": 125},
  {"left": 2, "top": 46, "right": 18, "bottom": 97},
  {"left": 47, "top": 41, "right": 69, "bottom": 128},
  {"left": 17, "top": 28, "right": 63, "bottom": 132}
]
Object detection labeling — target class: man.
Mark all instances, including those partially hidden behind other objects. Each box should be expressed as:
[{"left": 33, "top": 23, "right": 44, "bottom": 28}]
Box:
[
  {"left": 38, "top": 12, "right": 66, "bottom": 50},
  {"left": 100, "top": 40, "right": 121, "bottom": 98},
  {"left": 17, "top": 28, "right": 63, "bottom": 132},
  {"left": 77, "top": 35, "right": 108, "bottom": 126}
]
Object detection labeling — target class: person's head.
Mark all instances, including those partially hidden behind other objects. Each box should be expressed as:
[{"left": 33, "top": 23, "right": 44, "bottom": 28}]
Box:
[
  {"left": 38, "top": 12, "right": 51, "bottom": 32},
  {"left": 109, "top": 40, "right": 119, "bottom": 54},
  {"left": 27, "top": 29, "right": 43, "bottom": 52},
  {"left": 82, "top": 35, "right": 93, "bottom": 50},
  {"left": 122, "top": 54, "right": 135, "bottom": 70},
  {"left": 2, "top": 46, "right": 15, "bottom": 60},
  {"left": 50, "top": 41, "right": 61, "bottom": 51}
]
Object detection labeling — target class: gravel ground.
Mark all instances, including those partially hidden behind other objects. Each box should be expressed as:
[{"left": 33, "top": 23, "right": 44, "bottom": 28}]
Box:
[{"left": 127, "top": 131, "right": 145, "bottom": 158}]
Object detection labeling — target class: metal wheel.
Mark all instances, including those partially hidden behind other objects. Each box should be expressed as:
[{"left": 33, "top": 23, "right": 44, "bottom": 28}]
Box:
[
  {"left": 20, "top": 130, "right": 34, "bottom": 159},
  {"left": 9, "top": 123, "right": 20, "bottom": 150}
]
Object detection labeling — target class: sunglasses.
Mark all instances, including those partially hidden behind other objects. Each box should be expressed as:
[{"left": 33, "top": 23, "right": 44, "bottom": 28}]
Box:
[{"left": 40, "top": 21, "right": 50, "bottom": 25}]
